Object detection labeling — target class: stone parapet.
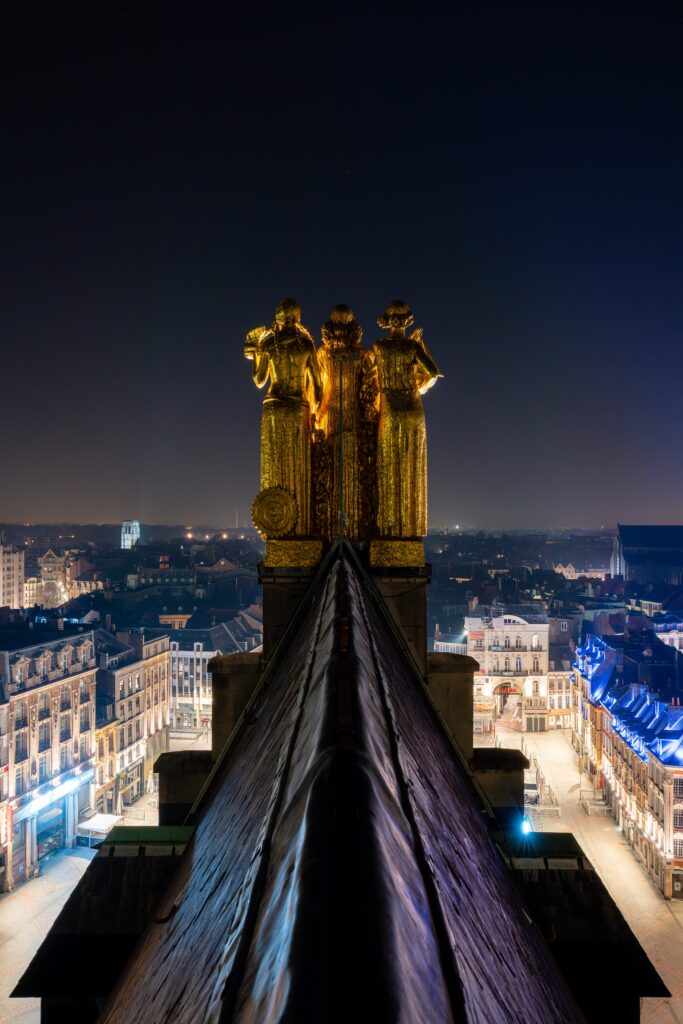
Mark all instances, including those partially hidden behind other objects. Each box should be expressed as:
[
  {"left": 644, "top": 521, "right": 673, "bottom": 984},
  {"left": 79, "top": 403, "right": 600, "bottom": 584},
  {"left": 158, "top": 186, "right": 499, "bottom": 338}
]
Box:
[
  {"left": 208, "top": 651, "right": 263, "bottom": 757},
  {"left": 155, "top": 750, "right": 214, "bottom": 826}
]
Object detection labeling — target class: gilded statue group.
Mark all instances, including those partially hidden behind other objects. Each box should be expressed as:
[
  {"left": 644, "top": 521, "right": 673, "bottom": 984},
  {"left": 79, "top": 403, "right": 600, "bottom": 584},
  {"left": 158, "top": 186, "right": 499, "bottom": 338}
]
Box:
[{"left": 244, "top": 299, "right": 441, "bottom": 547}]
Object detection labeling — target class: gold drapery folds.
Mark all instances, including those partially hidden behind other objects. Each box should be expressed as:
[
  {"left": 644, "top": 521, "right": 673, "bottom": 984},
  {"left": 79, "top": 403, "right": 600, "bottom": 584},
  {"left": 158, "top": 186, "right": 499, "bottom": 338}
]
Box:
[
  {"left": 245, "top": 299, "right": 321, "bottom": 539},
  {"left": 245, "top": 298, "right": 441, "bottom": 561}
]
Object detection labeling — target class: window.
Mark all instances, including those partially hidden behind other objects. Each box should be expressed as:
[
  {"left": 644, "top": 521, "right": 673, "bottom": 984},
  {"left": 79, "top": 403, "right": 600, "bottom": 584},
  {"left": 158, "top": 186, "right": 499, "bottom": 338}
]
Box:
[
  {"left": 675, "top": 811, "right": 683, "bottom": 829},
  {"left": 515, "top": 658, "right": 522, "bottom": 672},
  {"left": 504, "top": 636, "right": 510, "bottom": 649},
  {"left": 515, "top": 636, "right": 521, "bottom": 649},
  {"left": 675, "top": 779, "right": 683, "bottom": 801},
  {"left": 532, "top": 634, "right": 539, "bottom": 650},
  {"left": 504, "top": 657, "right": 510, "bottom": 671},
  {"left": 15, "top": 767, "right": 24, "bottom": 795},
  {"left": 60, "top": 713, "right": 71, "bottom": 742},
  {"left": 39, "top": 721, "right": 51, "bottom": 751},
  {"left": 675, "top": 836, "right": 683, "bottom": 858},
  {"left": 79, "top": 735, "right": 87, "bottom": 761},
  {"left": 561, "top": 621, "right": 568, "bottom": 632},
  {"left": 60, "top": 745, "right": 69, "bottom": 771},
  {"left": 38, "top": 754, "right": 49, "bottom": 783}
]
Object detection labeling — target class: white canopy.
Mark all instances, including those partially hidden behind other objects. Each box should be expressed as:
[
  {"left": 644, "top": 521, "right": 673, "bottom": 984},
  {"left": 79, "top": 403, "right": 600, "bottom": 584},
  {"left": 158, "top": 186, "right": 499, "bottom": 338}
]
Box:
[{"left": 77, "top": 813, "right": 122, "bottom": 835}]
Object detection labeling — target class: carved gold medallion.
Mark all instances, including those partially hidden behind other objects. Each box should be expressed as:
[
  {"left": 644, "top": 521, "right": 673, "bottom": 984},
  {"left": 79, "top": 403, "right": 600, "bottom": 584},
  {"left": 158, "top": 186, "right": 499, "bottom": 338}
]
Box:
[{"left": 251, "top": 486, "right": 298, "bottom": 539}]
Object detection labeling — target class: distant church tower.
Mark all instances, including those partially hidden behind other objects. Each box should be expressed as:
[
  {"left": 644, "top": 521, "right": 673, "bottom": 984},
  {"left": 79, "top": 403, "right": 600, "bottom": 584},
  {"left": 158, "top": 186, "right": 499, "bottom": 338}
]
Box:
[{"left": 121, "top": 519, "right": 140, "bottom": 549}]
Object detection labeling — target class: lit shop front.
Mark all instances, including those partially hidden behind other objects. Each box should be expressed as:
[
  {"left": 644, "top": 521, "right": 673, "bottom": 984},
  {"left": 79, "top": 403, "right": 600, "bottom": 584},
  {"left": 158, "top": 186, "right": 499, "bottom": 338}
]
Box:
[{"left": 5, "top": 768, "right": 94, "bottom": 889}]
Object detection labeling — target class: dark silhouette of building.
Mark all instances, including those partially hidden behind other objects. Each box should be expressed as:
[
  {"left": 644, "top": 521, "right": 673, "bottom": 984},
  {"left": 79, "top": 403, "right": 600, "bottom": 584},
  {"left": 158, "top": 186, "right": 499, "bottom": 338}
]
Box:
[{"left": 611, "top": 525, "right": 683, "bottom": 584}]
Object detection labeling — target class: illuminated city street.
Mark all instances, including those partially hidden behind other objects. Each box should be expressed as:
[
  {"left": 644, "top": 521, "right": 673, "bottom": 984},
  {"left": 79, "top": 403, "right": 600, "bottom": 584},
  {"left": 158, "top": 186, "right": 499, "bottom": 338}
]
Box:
[
  {"left": 0, "top": 848, "right": 94, "bottom": 1024},
  {"left": 0, "top": 793, "right": 160, "bottom": 1024},
  {"left": 496, "top": 723, "right": 683, "bottom": 1024}
]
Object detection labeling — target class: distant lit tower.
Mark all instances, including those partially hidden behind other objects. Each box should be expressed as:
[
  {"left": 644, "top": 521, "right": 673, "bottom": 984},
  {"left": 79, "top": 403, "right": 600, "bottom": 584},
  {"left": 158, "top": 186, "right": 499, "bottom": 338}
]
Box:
[{"left": 121, "top": 520, "right": 141, "bottom": 549}]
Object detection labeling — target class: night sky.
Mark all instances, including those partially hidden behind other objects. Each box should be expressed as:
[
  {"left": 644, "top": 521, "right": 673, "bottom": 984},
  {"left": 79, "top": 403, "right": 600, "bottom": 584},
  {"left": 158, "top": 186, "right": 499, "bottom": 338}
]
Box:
[{"left": 3, "top": 6, "right": 682, "bottom": 529}]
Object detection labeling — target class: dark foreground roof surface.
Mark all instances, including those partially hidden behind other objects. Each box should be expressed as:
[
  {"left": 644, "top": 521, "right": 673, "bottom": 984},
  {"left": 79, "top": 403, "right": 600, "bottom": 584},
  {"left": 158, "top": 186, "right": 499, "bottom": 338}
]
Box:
[{"left": 94, "top": 548, "right": 584, "bottom": 1024}]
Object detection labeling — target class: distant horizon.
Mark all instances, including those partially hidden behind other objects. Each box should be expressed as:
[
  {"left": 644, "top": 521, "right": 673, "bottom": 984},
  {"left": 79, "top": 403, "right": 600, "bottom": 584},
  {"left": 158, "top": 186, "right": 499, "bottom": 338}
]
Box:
[{"left": 0, "top": 519, "right": 638, "bottom": 533}]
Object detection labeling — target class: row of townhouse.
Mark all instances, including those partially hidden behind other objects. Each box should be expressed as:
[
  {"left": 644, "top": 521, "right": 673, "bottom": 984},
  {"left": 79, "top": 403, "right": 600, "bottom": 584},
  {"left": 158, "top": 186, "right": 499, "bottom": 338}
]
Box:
[
  {"left": 0, "top": 627, "right": 170, "bottom": 891},
  {"left": 572, "top": 633, "right": 683, "bottom": 899},
  {"left": 93, "top": 629, "right": 170, "bottom": 816},
  {"left": 0, "top": 631, "right": 98, "bottom": 891}
]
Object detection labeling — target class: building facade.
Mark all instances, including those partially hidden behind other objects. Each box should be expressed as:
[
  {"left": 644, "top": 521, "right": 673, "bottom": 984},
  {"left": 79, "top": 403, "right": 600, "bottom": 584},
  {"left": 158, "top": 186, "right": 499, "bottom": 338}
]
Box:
[
  {"left": 169, "top": 613, "right": 263, "bottom": 732},
  {"left": 464, "top": 606, "right": 550, "bottom": 735},
  {"left": 121, "top": 521, "right": 141, "bottom": 549},
  {"left": 0, "top": 545, "right": 25, "bottom": 610},
  {"left": 94, "top": 630, "right": 170, "bottom": 814},
  {"left": 572, "top": 635, "right": 683, "bottom": 898},
  {"left": 0, "top": 632, "right": 97, "bottom": 891}
]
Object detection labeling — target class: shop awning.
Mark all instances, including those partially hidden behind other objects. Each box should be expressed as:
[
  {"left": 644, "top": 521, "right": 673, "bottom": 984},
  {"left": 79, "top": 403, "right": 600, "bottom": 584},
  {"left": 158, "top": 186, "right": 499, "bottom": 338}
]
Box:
[{"left": 77, "top": 813, "right": 122, "bottom": 836}]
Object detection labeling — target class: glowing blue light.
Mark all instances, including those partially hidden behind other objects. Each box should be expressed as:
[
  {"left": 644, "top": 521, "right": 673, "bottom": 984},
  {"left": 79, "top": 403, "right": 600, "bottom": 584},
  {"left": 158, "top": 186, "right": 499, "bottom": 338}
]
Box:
[{"left": 521, "top": 817, "right": 532, "bottom": 835}]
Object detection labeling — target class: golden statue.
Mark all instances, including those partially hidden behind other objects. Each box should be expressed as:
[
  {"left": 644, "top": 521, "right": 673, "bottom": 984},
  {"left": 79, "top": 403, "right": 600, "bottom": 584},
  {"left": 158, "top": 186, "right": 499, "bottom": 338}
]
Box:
[
  {"left": 244, "top": 299, "right": 321, "bottom": 537},
  {"left": 372, "top": 300, "right": 441, "bottom": 538},
  {"left": 315, "top": 305, "right": 376, "bottom": 540}
]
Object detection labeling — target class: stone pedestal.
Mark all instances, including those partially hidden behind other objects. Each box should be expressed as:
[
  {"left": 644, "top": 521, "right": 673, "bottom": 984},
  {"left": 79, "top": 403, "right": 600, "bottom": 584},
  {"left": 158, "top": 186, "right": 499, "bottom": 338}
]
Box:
[{"left": 427, "top": 652, "right": 478, "bottom": 761}]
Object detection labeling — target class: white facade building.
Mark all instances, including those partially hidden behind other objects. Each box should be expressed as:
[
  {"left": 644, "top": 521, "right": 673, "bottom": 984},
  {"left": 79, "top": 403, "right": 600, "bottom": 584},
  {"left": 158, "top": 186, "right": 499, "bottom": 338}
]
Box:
[
  {"left": 169, "top": 613, "right": 263, "bottom": 733},
  {"left": 170, "top": 639, "right": 216, "bottom": 731},
  {"left": 121, "top": 521, "right": 141, "bottom": 549},
  {"left": 0, "top": 546, "right": 25, "bottom": 610},
  {"left": 465, "top": 606, "right": 551, "bottom": 735}
]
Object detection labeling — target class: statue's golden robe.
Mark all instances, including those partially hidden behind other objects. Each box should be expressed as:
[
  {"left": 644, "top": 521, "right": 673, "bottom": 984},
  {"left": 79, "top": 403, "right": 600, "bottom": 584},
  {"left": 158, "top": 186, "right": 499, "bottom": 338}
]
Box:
[
  {"left": 372, "top": 337, "right": 439, "bottom": 538},
  {"left": 252, "top": 327, "right": 321, "bottom": 536},
  {"left": 317, "top": 347, "right": 375, "bottom": 540}
]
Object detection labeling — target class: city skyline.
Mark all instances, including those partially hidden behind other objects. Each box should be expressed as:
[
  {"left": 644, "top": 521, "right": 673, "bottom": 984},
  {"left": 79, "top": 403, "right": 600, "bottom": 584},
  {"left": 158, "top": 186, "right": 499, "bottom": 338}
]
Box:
[{"left": 4, "top": 8, "right": 682, "bottom": 527}]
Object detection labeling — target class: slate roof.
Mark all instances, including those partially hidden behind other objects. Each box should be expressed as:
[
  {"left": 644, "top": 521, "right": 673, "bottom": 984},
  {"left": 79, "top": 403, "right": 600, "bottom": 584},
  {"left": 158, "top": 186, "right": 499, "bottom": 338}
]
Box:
[
  {"left": 93, "top": 547, "right": 585, "bottom": 1024},
  {"left": 166, "top": 610, "right": 262, "bottom": 654}
]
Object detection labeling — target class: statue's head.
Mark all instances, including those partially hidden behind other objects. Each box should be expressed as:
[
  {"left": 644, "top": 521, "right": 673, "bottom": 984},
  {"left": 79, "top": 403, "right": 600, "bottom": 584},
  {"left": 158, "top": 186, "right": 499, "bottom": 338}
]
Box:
[
  {"left": 377, "top": 299, "right": 414, "bottom": 331},
  {"left": 274, "top": 298, "right": 302, "bottom": 327},
  {"left": 322, "top": 304, "right": 362, "bottom": 350}
]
